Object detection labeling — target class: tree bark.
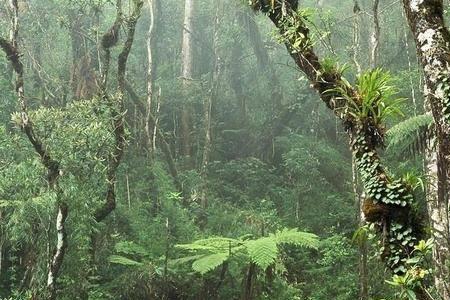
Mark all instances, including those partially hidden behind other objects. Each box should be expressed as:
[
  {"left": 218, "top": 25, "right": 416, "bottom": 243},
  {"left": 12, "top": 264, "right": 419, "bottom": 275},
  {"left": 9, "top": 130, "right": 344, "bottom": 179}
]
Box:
[
  {"left": 145, "top": 0, "right": 159, "bottom": 152},
  {"left": 199, "top": 1, "right": 221, "bottom": 209},
  {"left": 251, "top": 1, "right": 428, "bottom": 297},
  {"left": 94, "top": 0, "right": 143, "bottom": 222},
  {"left": 180, "top": 0, "right": 195, "bottom": 159},
  {"left": 370, "top": 0, "right": 380, "bottom": 68},
  {"left": 402, "top": 2, "right": 450, "bottom": 298}
]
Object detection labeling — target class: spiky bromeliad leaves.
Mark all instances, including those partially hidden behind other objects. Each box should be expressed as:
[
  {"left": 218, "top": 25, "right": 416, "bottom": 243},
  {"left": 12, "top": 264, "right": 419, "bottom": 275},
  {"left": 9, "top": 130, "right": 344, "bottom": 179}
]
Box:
[
  {"left": 250, "top": 2, "right": 429, "bottom": 292},
  {"left": 174, "top": 228, "right": 318, "bottom": 275},
  {"left": 331, "top": 69, "right": 405, "bottom": 143}
]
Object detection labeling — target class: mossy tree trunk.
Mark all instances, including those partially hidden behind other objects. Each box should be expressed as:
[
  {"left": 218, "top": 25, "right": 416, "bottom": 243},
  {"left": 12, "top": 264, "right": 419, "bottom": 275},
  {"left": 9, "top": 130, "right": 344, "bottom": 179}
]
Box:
[
  {"left": 251, "top": 0, "right": 429, "bottom": 297},
  {"left": 402, "top": 1, "right": 450, "bottom": 298}
]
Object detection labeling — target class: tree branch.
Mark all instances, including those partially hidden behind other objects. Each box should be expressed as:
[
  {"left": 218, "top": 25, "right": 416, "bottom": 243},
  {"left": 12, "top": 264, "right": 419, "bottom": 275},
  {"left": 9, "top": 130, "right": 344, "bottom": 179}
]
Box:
[
  {"left": 94, "top": 0, "right": 144, "bottom": 222},
  {"left": 251, "top": 0, "right": 426, "bottom": 282}
]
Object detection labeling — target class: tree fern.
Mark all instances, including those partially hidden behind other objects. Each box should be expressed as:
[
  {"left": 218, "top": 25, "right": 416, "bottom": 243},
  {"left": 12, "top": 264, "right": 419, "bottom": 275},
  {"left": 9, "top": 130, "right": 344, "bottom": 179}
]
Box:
[
  {"left": 272, "top": 228, "right": 319, "bottom": 249},
  {"left": 109, "top": 255, "right": 143, "bottom": 266},
  {"left": 192, "top": 253, "right": 229, "bottom": 275},
  {"left": 175, "top": 237, "right": 240, "bottom": 253},
  {"left": 386, "top": 114, "right": 433, "bottom": 157},
  {"left": 115, "top": 241, "right": 149, "bottom": 257},
  {"left": 174, "top": 227, "right": 318, "bottom": 274},
  {"left": 245, "top": 237, "right": 278, "bottom": 270}
]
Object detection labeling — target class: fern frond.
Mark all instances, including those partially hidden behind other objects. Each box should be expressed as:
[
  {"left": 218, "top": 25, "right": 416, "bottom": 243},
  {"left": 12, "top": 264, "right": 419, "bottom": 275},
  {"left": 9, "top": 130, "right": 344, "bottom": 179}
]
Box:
[
  {"left": 109, "top": 255, "right": 143, "bottom": 266},
  {"left": 114, "top": 241, "right": 149, "bottom": 257},
  {"left": 169, "top": 254, "right": 206, "bottom": 266},
  {"left": 176, "top": 237, "right": 240, "bottom": 252},
  {"left": 273, "top": 228, "right": 319, "bottom": 249},
  {"left": 192, "top": 252, "right": 229, "bottom": 275},
  {"left": 245, "top": 237, "right": 278, "bottom": 270},
  {"left": 175, "top": 244, "right": 217, "bottom": 252},
  {"left": 386, "top": 114, "right": 433, "bottom": 157}
]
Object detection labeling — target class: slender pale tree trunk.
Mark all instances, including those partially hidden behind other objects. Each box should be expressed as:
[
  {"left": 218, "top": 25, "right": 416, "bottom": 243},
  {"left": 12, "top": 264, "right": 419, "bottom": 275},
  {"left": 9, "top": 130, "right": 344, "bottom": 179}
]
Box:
[
  {"left": 352, "top": 0, "right": 362, "bottom": 74},
  {"left": 200, "top": 0, "right": 221, "bottom": 210},
  {"left": 145, "top": 0, "right": 158, "bottom": 152},
  {"left": 180, "top": 0, "right": 195, "bottom": 159},
  {"left": 370, "top": 0, "right": 380, "bottom": 68},
  {"left": 351, "top": 2, "right": 368, "bottom": 298}
]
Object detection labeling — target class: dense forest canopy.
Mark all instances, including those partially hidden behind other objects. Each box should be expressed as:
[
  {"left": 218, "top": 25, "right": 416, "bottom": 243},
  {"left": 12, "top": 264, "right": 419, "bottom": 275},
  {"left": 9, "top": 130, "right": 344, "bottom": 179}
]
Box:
[{"left": 0, "top": 0, "right": 449, "bottom": 299}]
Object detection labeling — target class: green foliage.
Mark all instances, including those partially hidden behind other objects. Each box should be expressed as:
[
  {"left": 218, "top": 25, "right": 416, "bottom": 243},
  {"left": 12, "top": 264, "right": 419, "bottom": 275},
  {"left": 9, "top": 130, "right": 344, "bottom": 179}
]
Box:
[
  {"left": 386, "top": 239, "right": 433, "bottom": 300},
  {"left": 320, "top": 57, "right": 350, "bottom": 76},
  {"left": 192, "top": 252, "right": 229, "bottom": 274},
  {"left": 174, "top": 227, "right": 318, "bottom": 275},
  {"left": 109, "top": 255, "right": 143, "bottom": 266},
  {"left": 276, "top": 9, "right": 316, "bottom": 53},
  {"left": 246, "top": 237, "right": 278, "bottom": 269},
  {"left": 333, "top": 69, "right": 405, "bottom": 125},
  {"left": 386, "top": 114, "right": 433, "bottom": 157}
]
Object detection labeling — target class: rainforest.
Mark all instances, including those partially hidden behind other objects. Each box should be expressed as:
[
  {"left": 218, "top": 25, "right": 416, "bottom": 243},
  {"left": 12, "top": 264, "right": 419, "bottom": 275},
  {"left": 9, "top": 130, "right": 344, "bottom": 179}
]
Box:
[{"left": 0, "top": 0, "right": 449, "bottom": 299}]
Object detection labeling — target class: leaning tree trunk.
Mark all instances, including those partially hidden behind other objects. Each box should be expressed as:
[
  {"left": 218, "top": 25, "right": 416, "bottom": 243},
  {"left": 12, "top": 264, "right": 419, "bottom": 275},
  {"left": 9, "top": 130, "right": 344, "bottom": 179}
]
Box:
[
  {"left": 250, "top": 1, "right": 430, "bottom": 298},
  {"left": 402, "top": 1, "right": 450, "bottom": 298}
]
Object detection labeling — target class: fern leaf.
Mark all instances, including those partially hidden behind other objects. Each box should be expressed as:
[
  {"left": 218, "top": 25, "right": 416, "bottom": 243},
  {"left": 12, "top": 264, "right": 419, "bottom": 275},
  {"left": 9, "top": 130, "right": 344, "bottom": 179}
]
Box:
[
  {"left": 109, "top": 255, "right": 143, "bottom": 266},
  {"left": 175, "top": 244, "right": 217, "bottom": 252},
  {"left": 114, "top": 241, "right": 149, "bottom": 257},
  {"left": 273, "top": 228, "right": 319, "bottom": 249},
  {"left": 386, "top": 114, "right": 433, "bottom": 157},
  {"left": 169, "top": 254, "right": 206, "bottom": 266},
  {"left": 192, "top": 237, "right": 240, "bottom": 249},
  {"left": 192, "top": 252, "right": 229, "bottom": 275},
  {"left": 245, "top": 237, "right": 278, "bottom": 270}
]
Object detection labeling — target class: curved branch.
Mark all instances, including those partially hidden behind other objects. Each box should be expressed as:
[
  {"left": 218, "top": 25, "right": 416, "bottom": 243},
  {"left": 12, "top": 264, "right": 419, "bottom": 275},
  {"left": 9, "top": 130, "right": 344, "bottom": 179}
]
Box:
[
  {"left": 1, "top": 2, "right": 65, "bottom": 299},
  {"left": 94, "top": 0, "right": 144, "bottom": 222}
]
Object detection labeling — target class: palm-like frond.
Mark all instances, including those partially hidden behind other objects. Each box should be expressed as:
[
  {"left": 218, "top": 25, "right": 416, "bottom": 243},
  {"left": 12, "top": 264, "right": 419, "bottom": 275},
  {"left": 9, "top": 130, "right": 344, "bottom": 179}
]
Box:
[
  {"left": 191, "top": 253, "right": 229, "bottom": 275},
  {"left": 173, "top": 227, "right": 319, "bottom": 274},
  {"left": 245, "top": 237, "right": 278, "bottom": 270},
  {"left": 272, "top": 228, "right": 319, "bottom": 249},
  {"left": 109, "top": 255, "right": 143, "bottom": 266},
  {"left": 386, "top": 114, "right": 434, "bottom": 157}
]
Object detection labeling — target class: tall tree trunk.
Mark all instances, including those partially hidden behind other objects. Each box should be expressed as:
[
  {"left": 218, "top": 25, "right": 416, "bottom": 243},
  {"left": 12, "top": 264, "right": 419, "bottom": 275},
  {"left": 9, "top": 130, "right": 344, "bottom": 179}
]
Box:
[
  {"left": 94, "top": 0, "right": 143, "bottom": 222},
  {"left": 369, "top": 0, "right": 380, "bottom": 68},
  {"left": 352, "top": 0, "right": 362, "bottom": 74},
  {"left": 145, "top": 0, "right": 159, "bottom": 152},
  {"left": 230, "top": 13, "right": 247, "bottom": 124},
  {"left": 402, "top": 2, "right": 450, "bottom": 298},
  {"left": 180, "top": 0, "right": 195, "bottom": 159},
  {"left": 145, "top": 0, "right": 161, "bottom": 215},
  {"left": 199, "top": 1, "right": 221, "bottom": 210},
  {"left": 242, "top": 10, "right": 286, "bottom": 161},
  {"left": 350, "top": 4, "right": 368, "bottom": 298},
  {"left": 251, "top": 1, "right": 429, "bottom": 297},
  {"left": 241, "top": 262, "right": 256, "bottom": 300}
]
